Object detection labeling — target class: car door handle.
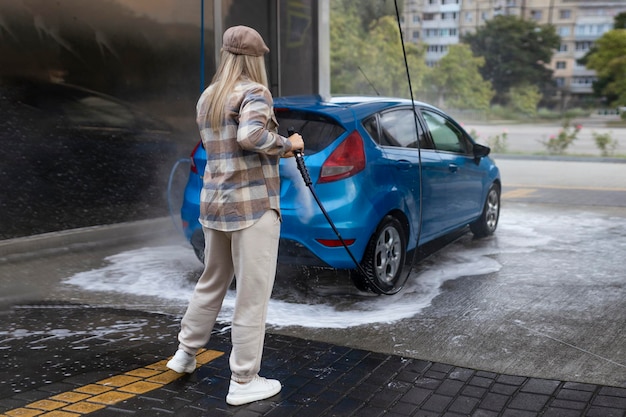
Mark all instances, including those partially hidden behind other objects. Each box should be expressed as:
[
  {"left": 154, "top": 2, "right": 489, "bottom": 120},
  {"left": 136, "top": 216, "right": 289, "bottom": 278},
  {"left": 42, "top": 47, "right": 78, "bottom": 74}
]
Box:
[
  {"left": 448, "top": 163, "right": 459, "bottom": 173},
  {"left": 395, "top": 160, "right": 413, "bottom": 171}
]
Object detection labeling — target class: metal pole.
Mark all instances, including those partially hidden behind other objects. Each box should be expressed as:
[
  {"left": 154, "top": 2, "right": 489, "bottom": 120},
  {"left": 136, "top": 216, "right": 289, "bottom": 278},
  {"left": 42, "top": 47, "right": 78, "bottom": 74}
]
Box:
[
  {"left": 200, "top": 0, "right": 205, "bottom": 93},
  {"left": 214, "top": 0, "right": 222, "bottom": 77}
]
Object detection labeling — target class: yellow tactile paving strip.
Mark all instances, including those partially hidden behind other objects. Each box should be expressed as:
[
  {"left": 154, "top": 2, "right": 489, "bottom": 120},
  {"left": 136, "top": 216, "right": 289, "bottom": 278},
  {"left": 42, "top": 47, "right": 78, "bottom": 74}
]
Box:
[{"left": 0, "top": 349, "right": 223, "bottom": 417}]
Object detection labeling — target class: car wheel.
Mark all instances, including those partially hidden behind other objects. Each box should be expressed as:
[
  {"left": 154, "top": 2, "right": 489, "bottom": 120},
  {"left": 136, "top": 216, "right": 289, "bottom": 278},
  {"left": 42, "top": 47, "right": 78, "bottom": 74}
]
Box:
[
  {"left": 356, "top": 215, "right": 406, "bottom": 293},
  {"left": 470, "top": 183, "right": 500, "bottom": 238}
]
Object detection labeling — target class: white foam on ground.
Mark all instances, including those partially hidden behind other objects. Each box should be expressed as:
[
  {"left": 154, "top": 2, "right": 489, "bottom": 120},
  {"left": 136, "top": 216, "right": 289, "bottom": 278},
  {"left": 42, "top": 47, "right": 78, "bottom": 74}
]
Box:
[{"left": 63, "top": 207, "right": 616, "bottom": 329}]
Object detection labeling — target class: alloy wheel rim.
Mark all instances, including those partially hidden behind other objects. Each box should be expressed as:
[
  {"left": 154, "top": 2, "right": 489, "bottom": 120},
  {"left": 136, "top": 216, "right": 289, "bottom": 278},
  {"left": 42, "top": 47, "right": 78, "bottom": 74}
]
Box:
[
  {"left": 374, "top": 226, "right": 402, "bottom": 284},
  {"left": 485, "top": 189, "right": 500, "bottom": 230}
]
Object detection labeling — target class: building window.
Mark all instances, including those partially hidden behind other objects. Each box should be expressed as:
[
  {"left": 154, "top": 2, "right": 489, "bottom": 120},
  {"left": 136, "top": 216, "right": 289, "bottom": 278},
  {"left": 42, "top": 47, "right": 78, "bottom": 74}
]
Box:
[
  {"left": 558, "top": 43, "right": 568, "bottom": 52},
  {"left": 413, "top": 30, "right": 420, "bottom": 40},
  {"left": 555, "top": 77, "right": 565, "bottom": 87},
  {"left": 464, "top": 12, "right": 473, "bottom": 22},
  {"left": 530, "top": 10, "right": 542, "bottom": 20},
  {"left": 558, "top": 26, "right": 570, "bottom": 36},
  {"left": 576, "top": 24, "right": 607, "bottom": 36},
  {"left": 423, "top": 13, "right": 435, "bottom": 21},
  {"left": 556, "top": 61, "right": 566, "bottom": 69},
  {"left": 427, "top": 45, "right": 449, "bottom": 53},
  {"left": 559, "top": 10, "right": 571, "bottom": 19},
  {"left": 575, "top": 41, "right": 592, "bottom": 51},
  {"left": 572, "top": 76, "right": 596, "bottom": 86}
]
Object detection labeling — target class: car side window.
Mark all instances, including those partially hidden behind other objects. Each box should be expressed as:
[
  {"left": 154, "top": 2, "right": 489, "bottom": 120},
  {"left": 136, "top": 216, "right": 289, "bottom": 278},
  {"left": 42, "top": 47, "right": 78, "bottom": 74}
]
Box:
[
  {"left": 421, "top": 109, "right": 470, "bottom": 154},
  {"left": 363, "top": 116, "right": 380, "bottom": 144},
  {"left": 375, "top": 109, "right": 430, "bottom": 149}
]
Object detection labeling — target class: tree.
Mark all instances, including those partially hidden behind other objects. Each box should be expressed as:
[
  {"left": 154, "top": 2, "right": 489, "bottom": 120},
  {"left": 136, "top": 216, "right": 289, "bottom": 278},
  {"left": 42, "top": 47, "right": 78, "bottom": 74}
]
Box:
[
  {"left": 352, "top": 0, "right": 400, "bottom": 32},
  {"left": 508, "top": 84, "right": 542, "bottom": 117},
  {"left": 462, "top": 15, "right": 560, "bottom": 105},
  {"left": 330, "top": 1, "right": 367, "bottom": 94},
  {"left": 359, "top": 15, "right": 428, "bottom": 97},
  {"left": 584, "top": 29, "right": 626, "bottom": 107},
  {"left": 424, "top": 44, "right": 494, "bottom": 110},
  {"left": 330, "top": 2, "right": 427, "bottom": 97},
  {"left": 614, "top": 12, "right": 626, "bottom": 29}
]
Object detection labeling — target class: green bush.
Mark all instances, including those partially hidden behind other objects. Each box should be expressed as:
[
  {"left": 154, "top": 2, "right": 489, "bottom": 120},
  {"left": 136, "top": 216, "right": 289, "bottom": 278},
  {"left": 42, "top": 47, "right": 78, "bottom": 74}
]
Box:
[
  {"left": 563, "top": 108, "right": 592, "bottom": 118},
  {"left": 536, "top": 107, "right": 562, "bottom": 120},
  {"left": 488, "top": 105, "right": 519, "bottom": 120},
  {"left": 508, "top": 85, "right": 541, "bottom": 117},
  {"left": 592, "top": 131, "right": 619, "bottom": 156},
  {"left": 487, "top": 131, "right": 509, "bottom": 153},
  {"left": 540, "top": 118, "right": 582, "bottom": 154}
]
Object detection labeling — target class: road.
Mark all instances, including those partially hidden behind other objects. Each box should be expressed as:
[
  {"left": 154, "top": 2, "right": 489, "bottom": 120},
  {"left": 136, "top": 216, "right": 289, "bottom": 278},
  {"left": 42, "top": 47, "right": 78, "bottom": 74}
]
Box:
[
  {"left": 1, "top": 157, "right": 625, "bottom": 390},
  {"left": 271, "top": 156, "right": 626, "bottom": 388},
  {"left": 465, "top": 112, "right": 623, "bottom": 156}
]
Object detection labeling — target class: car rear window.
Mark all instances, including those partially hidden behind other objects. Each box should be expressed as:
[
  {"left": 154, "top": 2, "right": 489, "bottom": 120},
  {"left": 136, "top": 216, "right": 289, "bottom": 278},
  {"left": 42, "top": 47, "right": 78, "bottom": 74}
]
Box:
[{"left": 275, "top": 109, "right": 346, "bottom": 154}]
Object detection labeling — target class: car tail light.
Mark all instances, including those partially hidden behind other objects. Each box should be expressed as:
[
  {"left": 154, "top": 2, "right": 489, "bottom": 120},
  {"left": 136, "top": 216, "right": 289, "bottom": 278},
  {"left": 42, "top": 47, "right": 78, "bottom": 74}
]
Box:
[
  {"left": 316, "top": 238, "right": 356, "bottom": 247},
  {"left": 190, "top": 141, "right": 202, "bottom": 174},
  {"left": 318, "top": 131, "right": 366, "bottom": 183}
]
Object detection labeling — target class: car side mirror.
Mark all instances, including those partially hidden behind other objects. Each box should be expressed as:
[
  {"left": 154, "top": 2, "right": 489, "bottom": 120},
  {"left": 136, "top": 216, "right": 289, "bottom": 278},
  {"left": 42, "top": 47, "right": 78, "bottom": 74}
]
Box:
[{"left": 473, "top": 143, "right": 491, "bottom": 162}]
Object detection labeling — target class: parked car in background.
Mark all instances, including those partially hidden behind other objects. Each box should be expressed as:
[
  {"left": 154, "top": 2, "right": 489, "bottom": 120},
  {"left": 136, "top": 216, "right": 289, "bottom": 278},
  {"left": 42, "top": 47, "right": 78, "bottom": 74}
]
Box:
[
  {"left": 0, "top": 78, "right": 183, "bottom": 239},
  {"left": 180, "top": 95, "right": 501, "bottom": 293}
]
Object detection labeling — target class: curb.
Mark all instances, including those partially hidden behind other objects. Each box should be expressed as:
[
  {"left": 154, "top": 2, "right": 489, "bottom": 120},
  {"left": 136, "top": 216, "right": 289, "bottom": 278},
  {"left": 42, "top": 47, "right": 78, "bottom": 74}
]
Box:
[
  {"left": 0, "top": 217, "right": 178, "bottom": 263},
  {"left": 492, "top": 153, "right": 626, "bottom": 163}
]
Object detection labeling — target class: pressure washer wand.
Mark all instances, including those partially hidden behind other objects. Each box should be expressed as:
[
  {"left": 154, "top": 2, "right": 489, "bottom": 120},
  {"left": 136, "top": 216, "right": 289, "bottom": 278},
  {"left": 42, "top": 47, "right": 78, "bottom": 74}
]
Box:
[{"left": 293, "top": 150, "right": 312, "bottom": 187}]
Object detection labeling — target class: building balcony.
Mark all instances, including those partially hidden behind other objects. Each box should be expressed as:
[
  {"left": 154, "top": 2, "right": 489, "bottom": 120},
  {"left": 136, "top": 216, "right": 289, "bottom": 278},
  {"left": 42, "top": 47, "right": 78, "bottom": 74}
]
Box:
[
  {"left": 568, "top": 84, "right": 593, "bottom": 94},
  {"left": 572, "top": 67, "right": 595, "bottom": 76},
  {"left": 422, "top": 20, "right": 459, "bottom": 29},
  {"left": 422, "top": 3, "right": 460, "bottom": 13}
]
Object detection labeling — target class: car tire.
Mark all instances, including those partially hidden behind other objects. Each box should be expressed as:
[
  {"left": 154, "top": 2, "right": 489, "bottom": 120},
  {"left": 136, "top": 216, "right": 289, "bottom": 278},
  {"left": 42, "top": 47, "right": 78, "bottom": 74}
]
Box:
[
  {"left": 470, "top": 183, "right": 500, "bottom": 238},
  {"left": 356, "top": 215, "right": 406, "bottom": 293}
]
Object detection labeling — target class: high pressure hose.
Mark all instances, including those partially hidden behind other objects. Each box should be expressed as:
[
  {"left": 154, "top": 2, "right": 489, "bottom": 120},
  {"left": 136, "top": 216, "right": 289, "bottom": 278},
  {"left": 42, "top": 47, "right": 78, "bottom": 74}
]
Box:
[
  {"left": 287, "top": 2, "right": 424, "bottom": 295},
  {"left": 289, "top": 128, "right": 399, "bottom": 295}
]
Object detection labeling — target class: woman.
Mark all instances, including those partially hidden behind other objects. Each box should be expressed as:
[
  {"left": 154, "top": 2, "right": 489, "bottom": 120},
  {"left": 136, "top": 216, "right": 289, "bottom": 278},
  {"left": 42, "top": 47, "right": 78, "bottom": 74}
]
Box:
[{"left": 166, "top": 25, "right": 304, "bottom": 406}]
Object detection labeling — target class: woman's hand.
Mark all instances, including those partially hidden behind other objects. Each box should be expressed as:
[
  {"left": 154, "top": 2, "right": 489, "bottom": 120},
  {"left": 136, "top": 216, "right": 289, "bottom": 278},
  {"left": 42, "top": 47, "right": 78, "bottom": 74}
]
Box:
[{"left": 282, "top": 133, "right": 304, "bottom": 158}]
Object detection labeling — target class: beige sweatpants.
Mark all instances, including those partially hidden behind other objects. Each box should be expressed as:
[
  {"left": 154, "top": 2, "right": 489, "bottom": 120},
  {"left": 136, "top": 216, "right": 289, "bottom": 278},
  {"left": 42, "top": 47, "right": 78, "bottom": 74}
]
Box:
[{"left": 177, "top": 210, "right": 280, "bottom": 383}]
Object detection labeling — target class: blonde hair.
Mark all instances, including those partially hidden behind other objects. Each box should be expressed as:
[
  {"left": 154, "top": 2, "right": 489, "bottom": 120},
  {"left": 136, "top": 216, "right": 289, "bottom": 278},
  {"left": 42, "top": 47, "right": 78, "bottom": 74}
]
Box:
[{"left": 206, "top": 50, "right": 269, "bottom": 131}]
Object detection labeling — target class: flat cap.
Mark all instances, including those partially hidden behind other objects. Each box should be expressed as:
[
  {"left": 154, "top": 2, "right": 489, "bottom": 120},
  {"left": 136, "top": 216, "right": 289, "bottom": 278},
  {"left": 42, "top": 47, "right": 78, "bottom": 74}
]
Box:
[{"left": 221, "top": 25, "right": 269, "bottom": 57}]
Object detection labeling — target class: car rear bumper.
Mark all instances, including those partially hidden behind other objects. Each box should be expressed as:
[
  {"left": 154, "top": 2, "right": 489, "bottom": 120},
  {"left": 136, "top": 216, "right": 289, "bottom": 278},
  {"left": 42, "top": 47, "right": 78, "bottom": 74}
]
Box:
[
  {"left": 278, "top": 238, "right": 329, "bottom": 267},
  {"left": 188, "top": 227, "right": 330, "bottom": 268}
]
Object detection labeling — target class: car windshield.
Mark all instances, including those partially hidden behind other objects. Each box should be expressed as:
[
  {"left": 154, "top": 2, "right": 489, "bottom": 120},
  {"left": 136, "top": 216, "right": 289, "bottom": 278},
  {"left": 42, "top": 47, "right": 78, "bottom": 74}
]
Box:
[{"left": 275, "top": 109, "right": 346, "bottom": 154}]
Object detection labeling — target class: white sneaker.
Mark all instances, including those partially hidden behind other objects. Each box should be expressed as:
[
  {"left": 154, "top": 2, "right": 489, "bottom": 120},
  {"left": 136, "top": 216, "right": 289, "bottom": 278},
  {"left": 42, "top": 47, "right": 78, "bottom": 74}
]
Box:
[
  {"left": 166, "top": 349, "right": 196, "bottom": 373},
  {"left": 226, "top": 375, "right": 281, "bottom": 406}
]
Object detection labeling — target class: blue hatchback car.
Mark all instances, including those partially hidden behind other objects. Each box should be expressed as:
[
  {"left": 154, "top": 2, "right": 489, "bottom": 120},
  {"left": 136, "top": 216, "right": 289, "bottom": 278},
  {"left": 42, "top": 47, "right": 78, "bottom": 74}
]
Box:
[{"left": 179, "top": 95, "right": 501, "bottom": 294}]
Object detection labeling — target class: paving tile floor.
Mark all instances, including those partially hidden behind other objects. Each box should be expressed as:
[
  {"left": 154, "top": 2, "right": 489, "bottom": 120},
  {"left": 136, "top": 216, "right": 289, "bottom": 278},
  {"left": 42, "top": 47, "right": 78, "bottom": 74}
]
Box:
[{"left": 1, "top": 305, "right": 625, "bottom": 417}]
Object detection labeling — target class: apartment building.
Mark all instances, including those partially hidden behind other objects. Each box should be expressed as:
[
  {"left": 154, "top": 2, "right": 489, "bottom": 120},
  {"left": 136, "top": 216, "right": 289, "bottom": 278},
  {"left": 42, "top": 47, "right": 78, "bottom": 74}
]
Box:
[{"left": 403, "top": 0, "right": 626, "bottom": 104}]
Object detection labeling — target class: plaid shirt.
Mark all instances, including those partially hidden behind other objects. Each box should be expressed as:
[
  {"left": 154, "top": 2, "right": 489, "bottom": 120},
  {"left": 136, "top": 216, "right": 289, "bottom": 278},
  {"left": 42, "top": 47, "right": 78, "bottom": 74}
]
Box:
[{"left": 196, "top": 79, "right": 292, "bottom": 231}]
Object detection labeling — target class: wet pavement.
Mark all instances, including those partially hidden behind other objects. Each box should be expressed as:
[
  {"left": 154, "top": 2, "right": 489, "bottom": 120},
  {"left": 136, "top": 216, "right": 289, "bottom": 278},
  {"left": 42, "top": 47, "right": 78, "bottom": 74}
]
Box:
[
  {"left": 2, "top": 305, "right": 625, "bottom": 417},
  {"left": 1, "top": 157, "right": 626, "bottom": 416}
]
